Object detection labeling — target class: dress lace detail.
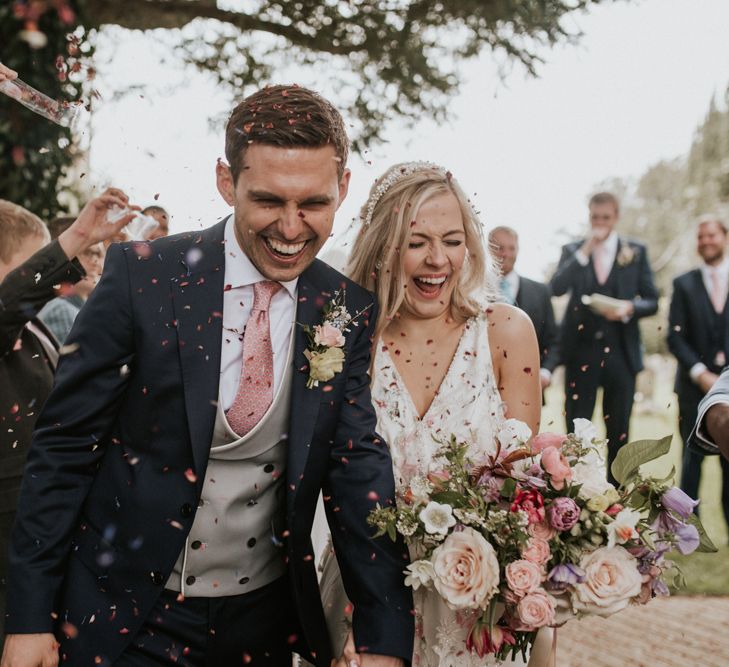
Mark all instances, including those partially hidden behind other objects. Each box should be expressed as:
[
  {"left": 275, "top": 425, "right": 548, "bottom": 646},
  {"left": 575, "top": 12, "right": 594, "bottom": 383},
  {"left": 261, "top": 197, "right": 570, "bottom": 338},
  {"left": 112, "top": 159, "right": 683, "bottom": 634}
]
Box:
[{"left": 315, "top": 312, "right": 529, "bottom": 667}]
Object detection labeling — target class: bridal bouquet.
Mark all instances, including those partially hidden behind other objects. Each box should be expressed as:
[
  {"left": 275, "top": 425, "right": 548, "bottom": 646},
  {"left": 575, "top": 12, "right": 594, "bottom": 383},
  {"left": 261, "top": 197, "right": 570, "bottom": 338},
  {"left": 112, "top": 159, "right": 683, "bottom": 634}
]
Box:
[{"left": 368, "top": 419, "right": 715, "bottom": 662}]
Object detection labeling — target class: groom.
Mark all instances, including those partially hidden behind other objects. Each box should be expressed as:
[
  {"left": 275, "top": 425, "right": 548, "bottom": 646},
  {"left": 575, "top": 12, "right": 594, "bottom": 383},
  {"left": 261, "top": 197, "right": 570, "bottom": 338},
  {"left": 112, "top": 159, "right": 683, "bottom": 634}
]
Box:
[{"left": 2, "top": 86, "right": 414, "bottom": 666}]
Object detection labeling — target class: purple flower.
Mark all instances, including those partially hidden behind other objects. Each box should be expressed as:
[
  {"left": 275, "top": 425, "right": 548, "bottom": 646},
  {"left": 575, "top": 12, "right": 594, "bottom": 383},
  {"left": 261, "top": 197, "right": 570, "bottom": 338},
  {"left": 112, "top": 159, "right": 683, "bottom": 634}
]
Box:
[
  {"left": 674, "top": 522, "right": 700, "bottom": 555},
  {"left": 546, "top": 563, "right": 586, "bottom": 591},
  {"left": 546, "top": 496, "right": 580, "bottom": 531},
  {"left": 651, "top": 511, "right": 700, "bottom": 555},
  {"left": 661, "top": 487, "right": 700, "bottom": 519}
]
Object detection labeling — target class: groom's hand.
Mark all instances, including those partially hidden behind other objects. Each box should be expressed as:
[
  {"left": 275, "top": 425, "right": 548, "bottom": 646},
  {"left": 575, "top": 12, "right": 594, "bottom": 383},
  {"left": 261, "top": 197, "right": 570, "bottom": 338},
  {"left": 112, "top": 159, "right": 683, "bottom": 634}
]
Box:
[
  {"left": 332, "top": 632, "right": 404, "bottom": 667},
  {"left": 0, "top": 633, "right": 59, "bottom": 667}
]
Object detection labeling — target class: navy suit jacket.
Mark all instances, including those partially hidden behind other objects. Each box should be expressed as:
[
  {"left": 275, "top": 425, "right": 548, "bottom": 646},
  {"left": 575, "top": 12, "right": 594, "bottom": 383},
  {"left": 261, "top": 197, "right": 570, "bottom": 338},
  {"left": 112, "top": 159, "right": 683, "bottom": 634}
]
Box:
[
  {"left": 515, "top": 276, "right": 560, "bottom": 372},
  {"left": 668, "top": 268, "right": 729, "bottom": 406},
  {"left": 5, "top": 220, "right": 414, "bottom": 665},
  {"left": 550, "top": 238, "right": 658, "bottom": 375}
]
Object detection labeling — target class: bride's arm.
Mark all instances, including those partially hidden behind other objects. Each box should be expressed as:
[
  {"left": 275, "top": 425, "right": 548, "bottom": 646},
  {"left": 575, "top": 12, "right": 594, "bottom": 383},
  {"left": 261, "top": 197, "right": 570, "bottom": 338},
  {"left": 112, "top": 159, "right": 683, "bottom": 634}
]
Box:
[{"left": 486, "top": 303, "right": 542, "bottom": 434}]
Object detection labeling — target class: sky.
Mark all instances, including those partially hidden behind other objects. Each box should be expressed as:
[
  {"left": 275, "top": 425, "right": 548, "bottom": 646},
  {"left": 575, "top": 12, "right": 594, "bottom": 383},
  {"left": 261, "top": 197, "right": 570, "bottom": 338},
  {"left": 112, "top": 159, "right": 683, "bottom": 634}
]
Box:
[{"left": 87, "top": 0, "right": 729, "bottom": 280}]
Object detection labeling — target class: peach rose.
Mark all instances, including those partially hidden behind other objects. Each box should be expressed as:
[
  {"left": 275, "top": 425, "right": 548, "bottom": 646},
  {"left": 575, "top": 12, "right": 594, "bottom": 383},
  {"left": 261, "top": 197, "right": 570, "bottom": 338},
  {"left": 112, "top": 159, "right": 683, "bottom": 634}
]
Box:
[
  {"left": 431, "top": 527, "right": 500, "bottom": 610},
  {"left": 505, "top": 560, "right": 543, "bottom": 597},
  {"left": 528, "top": 521, "right": 557, "bottom": 541},
  {"left": 521, "top": 537, "right": 551, "bottom": 566},
  {"left": 313, "top": 323, "right": 345, "bottom": 348},
  {"left": 571, "top": 546, "right": 643, "bottom": 617},
  {"left": 517, "top": 590, "right": 556, "bottom": 628},
  {"left": 541, "top": 446, "right": 572, "bottom": 490},
  {"left": 530, "top": 432, "right": 567, "bottom": 453}
]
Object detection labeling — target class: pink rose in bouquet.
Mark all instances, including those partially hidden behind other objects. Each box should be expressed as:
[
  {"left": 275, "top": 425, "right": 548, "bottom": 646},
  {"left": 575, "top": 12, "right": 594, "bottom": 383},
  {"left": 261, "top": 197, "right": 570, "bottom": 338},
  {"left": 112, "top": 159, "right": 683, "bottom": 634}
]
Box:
[
  {"left": 505, "top": 559, "right": 543, "bottom": 597},
  {"left": 530, "top": 432, "right": 567, "bottom": 453},
  {"left": 313, "top": 322, "right": 345, "bottom": 348},
  {"left": 541, "top": 446, "right": 572, "bottom": 490},
  {"left": 516, "top": 590, "right": 556, "bottom": 628},
  {"left": 521, "top": 537, "right": 551, "bottom": 566},
  {"left": 528, "top": 521, "right": 557, "bottom": 541}
]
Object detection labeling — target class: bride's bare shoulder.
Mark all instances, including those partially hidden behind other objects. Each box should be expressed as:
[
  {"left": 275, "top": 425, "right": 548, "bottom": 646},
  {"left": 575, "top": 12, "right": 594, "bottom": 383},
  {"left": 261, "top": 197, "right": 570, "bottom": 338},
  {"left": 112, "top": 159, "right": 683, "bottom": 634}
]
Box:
[{"left": 484, "top": 303, "right": 535, "bottom": 341}]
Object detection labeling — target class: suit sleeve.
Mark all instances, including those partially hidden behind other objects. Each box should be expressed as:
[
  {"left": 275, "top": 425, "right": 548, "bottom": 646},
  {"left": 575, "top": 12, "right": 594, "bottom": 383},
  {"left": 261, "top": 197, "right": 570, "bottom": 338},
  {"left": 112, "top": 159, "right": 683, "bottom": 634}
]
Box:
[
  {"left": 540, "top": 284, "right": 560, "bottom": 372},
  {"left": 0, "top": 240, "right": 84, "bottom": 356},
  {"left": 5, "top": 243, "right": 134, "bottom": 634},
  {"left": 630, "top": 244, "right": 658, "bottom": 319},
  {"left": 550, "top": 244, "right": 587, "bottom": 297},
  {"left": 689, "top": 367, "right": 729, "bottom": 454},
  {"left": 667, "top": 277, "right": 701, "bottom": 372},
  {"left": 323, "top": 300, "right": 414, "bottom": 662}
]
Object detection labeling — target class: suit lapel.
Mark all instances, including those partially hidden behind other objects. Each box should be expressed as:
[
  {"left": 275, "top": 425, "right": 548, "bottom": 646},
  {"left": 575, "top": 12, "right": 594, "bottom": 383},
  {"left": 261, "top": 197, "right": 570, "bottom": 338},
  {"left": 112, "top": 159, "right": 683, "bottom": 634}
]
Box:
[
  {"left": 287, "top": 263, "right": 329, "bottom": 494},
  {"left": 171, "top": 221, "right": 226, "bottom": 479}
]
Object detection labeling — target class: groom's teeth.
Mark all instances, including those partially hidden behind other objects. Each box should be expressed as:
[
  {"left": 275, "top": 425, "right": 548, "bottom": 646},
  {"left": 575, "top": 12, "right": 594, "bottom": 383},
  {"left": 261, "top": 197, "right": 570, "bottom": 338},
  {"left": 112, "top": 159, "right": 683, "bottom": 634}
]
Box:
[
  {"left": 417, "top": 276, "right": 447, "bottom": 285},
  {"left": 266, "top": 239, "right": 306, "bottom": 255}
]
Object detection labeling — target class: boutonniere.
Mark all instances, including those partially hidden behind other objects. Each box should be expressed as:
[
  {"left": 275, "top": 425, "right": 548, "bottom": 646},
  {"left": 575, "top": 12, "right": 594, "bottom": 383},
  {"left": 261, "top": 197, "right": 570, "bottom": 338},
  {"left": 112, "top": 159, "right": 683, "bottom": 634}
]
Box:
[
  {"left": 616, "top": 243, "right": 637, "bottom": 267},
  {"left": 300, "top": 290, "right": 368, "bottom": 389}
]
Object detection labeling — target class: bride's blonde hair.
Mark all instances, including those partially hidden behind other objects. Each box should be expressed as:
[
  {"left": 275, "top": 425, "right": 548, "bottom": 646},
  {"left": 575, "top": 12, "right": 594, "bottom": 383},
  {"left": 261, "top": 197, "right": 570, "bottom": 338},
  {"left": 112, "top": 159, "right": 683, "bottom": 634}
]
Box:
[{"left": 347, "top": 162, "right": 499, "bottom": 342}]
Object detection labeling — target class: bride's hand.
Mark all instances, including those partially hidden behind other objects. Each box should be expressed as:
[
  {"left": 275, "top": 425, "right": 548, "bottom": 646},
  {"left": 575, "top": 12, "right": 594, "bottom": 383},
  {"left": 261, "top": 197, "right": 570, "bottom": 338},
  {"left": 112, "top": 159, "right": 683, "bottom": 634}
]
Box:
[{"left": 332, "top": 630, "right": 359, "bottom": 667}]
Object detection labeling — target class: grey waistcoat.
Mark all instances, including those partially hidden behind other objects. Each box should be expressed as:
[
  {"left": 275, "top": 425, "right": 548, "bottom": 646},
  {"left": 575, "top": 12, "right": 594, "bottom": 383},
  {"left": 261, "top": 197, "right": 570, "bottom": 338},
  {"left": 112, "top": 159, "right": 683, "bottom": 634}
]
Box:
[{"left": 167, "top": 336, "right": 294, "bottom": 597}]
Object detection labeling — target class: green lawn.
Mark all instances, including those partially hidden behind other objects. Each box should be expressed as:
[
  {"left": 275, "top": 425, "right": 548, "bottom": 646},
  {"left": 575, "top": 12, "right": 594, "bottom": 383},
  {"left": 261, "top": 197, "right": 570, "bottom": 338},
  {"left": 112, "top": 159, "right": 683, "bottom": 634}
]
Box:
[{"left": 541, "top": 377, "right": 729, "bottom": 595}]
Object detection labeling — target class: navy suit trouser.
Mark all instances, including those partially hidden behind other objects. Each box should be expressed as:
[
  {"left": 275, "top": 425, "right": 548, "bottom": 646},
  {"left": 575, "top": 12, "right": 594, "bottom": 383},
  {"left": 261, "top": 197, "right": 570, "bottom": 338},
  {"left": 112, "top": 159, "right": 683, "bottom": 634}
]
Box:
[
  {"left": 564, "top": 340, "right": 635, "bottom": 485},
  {"left": 114, "top": 575, "right": 303, "bottom": 667}
]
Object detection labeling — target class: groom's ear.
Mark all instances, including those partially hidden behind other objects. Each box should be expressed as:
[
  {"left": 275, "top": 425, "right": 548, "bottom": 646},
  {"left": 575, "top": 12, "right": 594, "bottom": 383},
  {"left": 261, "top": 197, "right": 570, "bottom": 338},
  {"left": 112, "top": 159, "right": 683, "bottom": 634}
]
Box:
[{"left": 216, "top": 159, "right": 236, "bottom": 206}]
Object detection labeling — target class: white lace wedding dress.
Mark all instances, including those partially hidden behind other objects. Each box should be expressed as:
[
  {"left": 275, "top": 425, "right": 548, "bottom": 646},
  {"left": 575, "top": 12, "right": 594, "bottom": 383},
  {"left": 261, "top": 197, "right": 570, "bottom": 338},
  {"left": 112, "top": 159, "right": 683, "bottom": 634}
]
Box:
[{"left": 314, "top": 313, "right": 530, "bottom": 667}]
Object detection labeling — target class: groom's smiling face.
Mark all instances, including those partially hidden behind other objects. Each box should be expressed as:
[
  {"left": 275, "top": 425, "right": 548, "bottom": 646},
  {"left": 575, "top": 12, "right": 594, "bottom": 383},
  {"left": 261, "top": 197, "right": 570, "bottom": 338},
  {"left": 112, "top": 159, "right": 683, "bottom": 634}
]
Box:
[{"left": 217, "top": 144, "right": 350, "bottom": 282}]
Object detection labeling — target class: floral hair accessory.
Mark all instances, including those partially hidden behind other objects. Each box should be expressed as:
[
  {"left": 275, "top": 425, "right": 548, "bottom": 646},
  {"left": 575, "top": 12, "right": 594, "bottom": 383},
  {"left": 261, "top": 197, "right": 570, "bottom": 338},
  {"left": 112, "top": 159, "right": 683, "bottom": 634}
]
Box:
[{"left": 360, "top": 161, "right": 447, "bottom": 226}]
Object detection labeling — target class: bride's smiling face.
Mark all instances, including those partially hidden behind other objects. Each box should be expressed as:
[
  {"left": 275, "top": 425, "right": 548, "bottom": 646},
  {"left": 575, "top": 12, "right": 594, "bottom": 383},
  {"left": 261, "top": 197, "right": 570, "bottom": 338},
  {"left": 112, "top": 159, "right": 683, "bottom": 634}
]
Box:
[{"left": 399, "top": 191, "right": 467, "bottom": 320}]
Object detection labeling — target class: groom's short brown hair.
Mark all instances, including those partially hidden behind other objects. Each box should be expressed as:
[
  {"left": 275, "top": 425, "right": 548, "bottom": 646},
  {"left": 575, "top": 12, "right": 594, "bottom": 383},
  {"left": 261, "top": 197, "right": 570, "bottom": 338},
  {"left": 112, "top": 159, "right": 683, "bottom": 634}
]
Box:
[{"left": 225, "top": 85, "right": 349, "bottom": 183}]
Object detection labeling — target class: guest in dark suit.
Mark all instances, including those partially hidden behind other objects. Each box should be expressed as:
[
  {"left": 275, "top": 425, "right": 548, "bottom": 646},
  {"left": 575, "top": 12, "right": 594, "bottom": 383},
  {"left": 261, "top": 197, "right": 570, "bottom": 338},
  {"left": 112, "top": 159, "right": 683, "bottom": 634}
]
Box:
[
  {"left": 550, "top": 192, "right": 658, "bottom": 482},
  {"left": 2, "top": 86, "right": 413, "bottom": 667},
  {"left": 489, "top": 226, "right": 560, "bottom": 390},
  {"left": 0, "top": 196, "right": 132, "bottom": 649},
  {"left": 668, "top": 216, "right": 729, "bottom": 525}
]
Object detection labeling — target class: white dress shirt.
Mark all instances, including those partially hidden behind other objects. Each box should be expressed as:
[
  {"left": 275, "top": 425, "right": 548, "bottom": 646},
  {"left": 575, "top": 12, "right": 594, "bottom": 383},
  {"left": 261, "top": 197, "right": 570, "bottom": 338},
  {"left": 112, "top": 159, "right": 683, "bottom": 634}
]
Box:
[
  {"left": 690, "top": 257, "right": 729, "bottom": 382},
  {"left": 219, "top": 217, "right": 298, "bottom": 411},
  {"left": 575, "top": 231, "right": 619, "bottom": 271}
]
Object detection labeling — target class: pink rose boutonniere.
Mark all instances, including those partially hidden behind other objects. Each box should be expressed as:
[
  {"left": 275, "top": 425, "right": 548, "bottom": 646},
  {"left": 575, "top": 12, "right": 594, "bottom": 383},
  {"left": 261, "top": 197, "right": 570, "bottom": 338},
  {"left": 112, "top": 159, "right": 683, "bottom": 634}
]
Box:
[{"left": 300, "top": 290, "right": 369, "bottom": 388}]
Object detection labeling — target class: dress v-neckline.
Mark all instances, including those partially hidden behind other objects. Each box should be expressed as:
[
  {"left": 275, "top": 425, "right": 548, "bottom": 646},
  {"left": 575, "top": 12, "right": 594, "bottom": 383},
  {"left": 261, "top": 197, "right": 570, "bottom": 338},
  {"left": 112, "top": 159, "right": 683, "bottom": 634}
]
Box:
[{"left": 383, "top": 320, "right": 470, "bottom": 422}]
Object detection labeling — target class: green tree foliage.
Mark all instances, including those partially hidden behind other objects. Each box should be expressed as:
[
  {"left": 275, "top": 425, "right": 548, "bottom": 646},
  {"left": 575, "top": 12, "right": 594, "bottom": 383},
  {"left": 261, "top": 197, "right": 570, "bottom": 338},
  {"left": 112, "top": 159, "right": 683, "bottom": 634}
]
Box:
[
  {"left": 2, "top": 1, "right": 615, "bottom": 219},
  {"left": 0, "top": 1, "right": 94, "bottom": 221}
]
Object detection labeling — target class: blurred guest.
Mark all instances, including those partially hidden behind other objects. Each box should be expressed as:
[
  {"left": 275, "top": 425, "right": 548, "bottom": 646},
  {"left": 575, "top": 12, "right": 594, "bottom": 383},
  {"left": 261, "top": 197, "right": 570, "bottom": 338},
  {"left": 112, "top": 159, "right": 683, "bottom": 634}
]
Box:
[
  {"left": 550, "top": 192, "right": 658, "bottom": 482},
  {"left": 46, "top": 215, "right": 75, "bottom": 240},
  {"left": 489, "top": 225, "right": 560, "bottom": 390},
  {"left": 0, "top": 192, "right": 133, "bottom": 647},
  {"left": 669, "top": 216, "right": 729, "bottom": 524},
  {"left": 142, "top": 204, "right": 170, "bottom": 240},
  {"left": 692, "top": 367, "right": 729, "bottom": 461},
  {"left": 38, "top": 242, "right": 104, "bottom": 344}
]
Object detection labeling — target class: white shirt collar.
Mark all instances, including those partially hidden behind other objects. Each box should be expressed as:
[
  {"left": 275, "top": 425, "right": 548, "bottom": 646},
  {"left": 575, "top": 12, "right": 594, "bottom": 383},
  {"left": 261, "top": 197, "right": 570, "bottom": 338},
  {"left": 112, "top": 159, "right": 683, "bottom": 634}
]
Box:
[
  {"left": 600, "top": 231, "right": 619, "bottom": 254},
  {"left": 223, "top": 215, "right": 298, "bottom": 298},
  {"left": 702, "top": 256, "right": 729, "bottom": 278}
]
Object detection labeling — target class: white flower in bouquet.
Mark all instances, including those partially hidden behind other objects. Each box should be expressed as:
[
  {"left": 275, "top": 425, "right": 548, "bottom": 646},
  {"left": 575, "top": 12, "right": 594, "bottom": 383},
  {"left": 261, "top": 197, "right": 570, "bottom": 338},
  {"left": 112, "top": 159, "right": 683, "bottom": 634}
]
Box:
[
  {"left": 497, "top": 418, "right": 533, "bottom": 450},
  {"left": 572, "top": 449, "right": 615, "bottom": 501},
  {"left": 404, "top": 559, "right": 435, "bottom": 590},
  {"left": 419, "top": 501, "right": 457, "bottom": 535},
  {"left": 573, "top": 418, "right": 598, "bottom": 448},
  {"left": 606, "top": 507, "right": 641, "bottom": 548},
  {"left": 431, "top": 527, "right": 500, "bottom": 610},
  {"left": 572, "top": 546, "right": 643, "bottom": 616}
]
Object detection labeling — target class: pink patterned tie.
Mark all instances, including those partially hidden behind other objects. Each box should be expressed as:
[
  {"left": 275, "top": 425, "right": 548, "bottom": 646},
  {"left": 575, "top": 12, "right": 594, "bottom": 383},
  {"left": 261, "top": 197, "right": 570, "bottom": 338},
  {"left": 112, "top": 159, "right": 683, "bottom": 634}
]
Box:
[
  {"left": 226, "top": 280, "right": 282, "bottom": 436},
  {"left": 710, "top": 270, "right": 726, "bottom": 313}
]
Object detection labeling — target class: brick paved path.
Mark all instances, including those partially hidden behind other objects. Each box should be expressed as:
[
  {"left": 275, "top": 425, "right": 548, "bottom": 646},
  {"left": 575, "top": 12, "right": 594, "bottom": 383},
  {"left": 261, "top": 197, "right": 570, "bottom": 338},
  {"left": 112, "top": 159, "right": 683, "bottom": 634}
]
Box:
[{"left": 556, "top": 596, "right": 729, "bottom": 666}]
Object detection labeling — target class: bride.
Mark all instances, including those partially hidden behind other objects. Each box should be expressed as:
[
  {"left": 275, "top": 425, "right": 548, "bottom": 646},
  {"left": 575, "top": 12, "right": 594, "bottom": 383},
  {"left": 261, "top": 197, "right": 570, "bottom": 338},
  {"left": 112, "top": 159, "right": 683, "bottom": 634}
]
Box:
[{"left": 314, "top": 162, "right": 553, "bottom": 667}]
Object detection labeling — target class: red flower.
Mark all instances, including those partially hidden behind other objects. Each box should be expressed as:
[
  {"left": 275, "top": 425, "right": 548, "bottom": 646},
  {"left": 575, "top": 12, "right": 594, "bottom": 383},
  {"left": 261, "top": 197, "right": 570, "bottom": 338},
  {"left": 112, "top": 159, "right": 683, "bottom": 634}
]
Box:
[
  {"left": 466, "top": 618, "right": 516, "bottom": 658},
  {"left": 510, "top": 489, "right": 545, "bottom": 524}
]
